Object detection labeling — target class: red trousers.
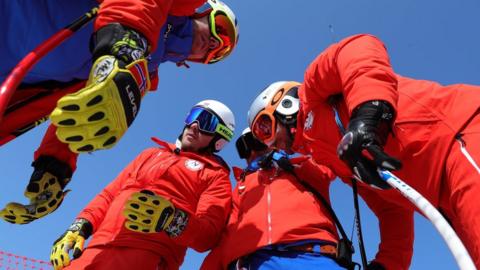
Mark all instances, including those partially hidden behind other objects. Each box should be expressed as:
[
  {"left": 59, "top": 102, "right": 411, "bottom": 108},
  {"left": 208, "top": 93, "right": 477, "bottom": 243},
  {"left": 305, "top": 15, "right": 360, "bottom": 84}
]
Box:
[
  {"left": 65, "top": 246, "right": 165, "bottom": 270},
  {"left": 439, "top": 113, "right": 480, "bottom": 268}
]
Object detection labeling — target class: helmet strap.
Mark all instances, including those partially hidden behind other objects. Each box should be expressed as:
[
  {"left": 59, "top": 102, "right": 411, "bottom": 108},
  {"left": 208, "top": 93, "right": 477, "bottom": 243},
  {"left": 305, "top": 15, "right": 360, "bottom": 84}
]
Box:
[{"left": 201, "top": 134, "right": 222, "bottom": 153}]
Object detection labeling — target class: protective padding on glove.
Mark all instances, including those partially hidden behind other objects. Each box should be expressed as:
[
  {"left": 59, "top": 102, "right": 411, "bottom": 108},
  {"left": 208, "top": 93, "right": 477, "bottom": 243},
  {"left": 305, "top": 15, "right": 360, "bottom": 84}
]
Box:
[
  {"left": 123, "top": 190, "right": 176, "bottom": 233},
  {"left": 50, "top": 218, "right": 92, "bottom": 270},
  {"left": 0, "top": 172, "right": 66, "bottom": 224},
  {"left": 0, "top": 156, "right": 71, "bottom": 224},
  {"left": 50, "top": 55, "right": 150, "bottom": 153},
  {"left": 50, "top": 230, "right": 85, "bottom": 270}
]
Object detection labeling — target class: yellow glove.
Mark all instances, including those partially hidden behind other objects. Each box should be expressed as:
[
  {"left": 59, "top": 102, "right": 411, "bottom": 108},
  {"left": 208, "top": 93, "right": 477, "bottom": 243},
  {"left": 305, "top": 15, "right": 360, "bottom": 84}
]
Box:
[
  {"left": 50, "top": 23, "right": 150, "bottom": 153},
  {"left": 0, "top": 156, "right": 72, "bottom": 224},
  {"left": 50, "top": 218, "right": 93, "bottom": 270},
  {"left": 50, "top": 56, "right": 150, "bottom": 153},
  {"left": 123, "top": 190, "right": 189, "bottom": 237}
]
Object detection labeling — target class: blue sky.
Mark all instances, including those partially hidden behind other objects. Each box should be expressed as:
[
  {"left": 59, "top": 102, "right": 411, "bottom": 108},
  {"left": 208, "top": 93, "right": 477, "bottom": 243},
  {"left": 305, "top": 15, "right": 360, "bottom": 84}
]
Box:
[{"left": 1, "top": 0, "right": 479, "bottom": 269}]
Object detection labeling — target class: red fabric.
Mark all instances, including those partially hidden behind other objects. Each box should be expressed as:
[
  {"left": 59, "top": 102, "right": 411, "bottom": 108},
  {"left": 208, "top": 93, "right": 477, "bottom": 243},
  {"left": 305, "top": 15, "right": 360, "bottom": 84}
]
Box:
[
  {"left": 0, "top": 82, "right": 83, "bottom": 146},
  {"left": 65, "top": 246, "right": 165, "bottom": 270},
  {"left": 95, "top": 0, "right": 205, "bottom": 52},
  {"left": 294, "top": 34, "right": 480, "bottom": 269},
  {"left": 439, "top": 114, "right": 480, "bottom": 268},
  {"left": 34, "top": 124, "right": 78, "bottom": 172},
  {"left": 0, "top": 83, "right": 84, "bottom": 170},
  {"left": 201, "top": 157, "right": 338, "bottom": 270},
  {"left": 76, "top": 138, "right": 232, "bottom": 269}
]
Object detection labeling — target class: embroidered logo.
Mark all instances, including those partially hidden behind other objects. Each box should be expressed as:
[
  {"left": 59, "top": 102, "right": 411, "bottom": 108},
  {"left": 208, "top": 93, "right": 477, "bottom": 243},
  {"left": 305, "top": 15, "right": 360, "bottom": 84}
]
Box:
[
  {"left": 305, "top": 111, "right": 314, "bottom": 131},
  {"left": 185, "top": 159, "right": 203, "bottom": 171},
  {"left": 92, "top": 56, "right": 115, "bottom": 83}
]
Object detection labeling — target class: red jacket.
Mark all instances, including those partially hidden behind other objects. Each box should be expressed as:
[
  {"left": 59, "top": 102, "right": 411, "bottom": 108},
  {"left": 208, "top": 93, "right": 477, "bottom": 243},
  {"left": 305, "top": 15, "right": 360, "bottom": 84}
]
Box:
[
  {"left": 294, "top": 33, "right": 480, "bottom": 269},
  {"left": 95, "top": 0, "right": 206, "bottom": 51},
  {"left": 76, "top": 138, "right": 232, "bottom": 270},
  {"left": 201, "top": 157, "right": 338, "bottom": 270}
]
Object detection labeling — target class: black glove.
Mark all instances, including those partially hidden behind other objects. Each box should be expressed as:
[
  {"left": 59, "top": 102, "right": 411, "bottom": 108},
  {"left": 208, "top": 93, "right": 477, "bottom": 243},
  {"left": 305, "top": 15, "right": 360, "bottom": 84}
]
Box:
[
  {"left": 273, "top": 153, "right": 295, "bottom": 173},
  {"left": 337, "top": 101, "right": 402, "bottom": 189},
  {"left": 367, "top": 261, "right": 386, "bottom": 270},
  {"left": 91, "top": 23, "right": 149, "bottom": 63},
  {"left": 0, "top": 156, "right": 72, "bottom": 224},
  {"left": 51, "top": 218, "right": 93, "bottom": 270}
]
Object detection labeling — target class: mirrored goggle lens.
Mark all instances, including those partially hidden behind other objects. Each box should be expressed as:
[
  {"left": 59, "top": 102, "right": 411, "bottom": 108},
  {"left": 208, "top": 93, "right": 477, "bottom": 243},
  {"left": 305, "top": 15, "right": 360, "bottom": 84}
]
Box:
[
  {"left": 236, "top": 131, "right": 268, "bottom": 159},
  {"left": 252, "top": 114, "right": 273, "bottom": 142},
  {"left": 185, "top": 107, "right": 220, "bottom": 133},
  {"left": 207, "top": 12, "right": 236, "bottom": 62},
  {"left": 212, "top": 12, "right": 236, "bottom": 47}
]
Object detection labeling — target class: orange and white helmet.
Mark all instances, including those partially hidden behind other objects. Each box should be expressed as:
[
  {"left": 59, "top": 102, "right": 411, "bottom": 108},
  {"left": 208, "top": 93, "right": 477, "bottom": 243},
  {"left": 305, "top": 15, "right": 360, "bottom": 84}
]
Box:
[
  {"left": 193, "top": 0, "right": 239, "bottom": 64},
  {"left": 247, "top": 81, "right": 301, "bottom": 146}
]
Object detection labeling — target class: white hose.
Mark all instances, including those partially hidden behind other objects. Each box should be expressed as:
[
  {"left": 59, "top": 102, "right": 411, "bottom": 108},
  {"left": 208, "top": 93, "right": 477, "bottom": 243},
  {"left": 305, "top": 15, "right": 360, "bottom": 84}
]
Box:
[{"left": 379, "top": 170, "right": 476, "bottom": 270}]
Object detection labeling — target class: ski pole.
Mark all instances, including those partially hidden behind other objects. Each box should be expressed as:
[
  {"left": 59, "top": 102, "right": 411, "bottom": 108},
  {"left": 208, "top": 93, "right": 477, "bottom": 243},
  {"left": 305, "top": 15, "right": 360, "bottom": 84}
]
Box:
[
  {"left": 379, "top": 170, "right": 476, "bottom": 270},
  {"left": 0, "top": 7, "right": 99, "bottom": 125}
]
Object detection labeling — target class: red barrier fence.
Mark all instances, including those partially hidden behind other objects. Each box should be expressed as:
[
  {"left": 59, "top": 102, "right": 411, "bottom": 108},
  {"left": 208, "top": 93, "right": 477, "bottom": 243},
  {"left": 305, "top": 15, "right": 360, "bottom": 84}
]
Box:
[{"left": 0, "top": 250, "right": 51, "bottom": 270}]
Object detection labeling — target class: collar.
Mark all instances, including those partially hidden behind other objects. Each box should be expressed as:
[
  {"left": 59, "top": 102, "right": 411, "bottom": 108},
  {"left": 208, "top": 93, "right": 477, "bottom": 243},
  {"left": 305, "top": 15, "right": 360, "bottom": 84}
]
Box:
[
  {"left": 292, "top": 115, "right": 310, "bottom": 155},
  {"left": 150, "top": 137, "right": 229, "bottom": 171}
]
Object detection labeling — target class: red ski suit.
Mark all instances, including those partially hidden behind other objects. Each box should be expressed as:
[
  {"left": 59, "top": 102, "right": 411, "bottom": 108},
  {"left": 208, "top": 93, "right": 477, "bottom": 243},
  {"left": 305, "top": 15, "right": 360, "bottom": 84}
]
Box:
[
  {"left": 65, "top": 138, "right": 232, "bottom": 270},
  {"left": 294, "top": 34, "right": 480, "bottom": 268},
  {"left": 200, "top": 157, "right": 339, "bottom": 270},
  {"left": 95, "top": 0, "right": 206, "bottom": 51}
]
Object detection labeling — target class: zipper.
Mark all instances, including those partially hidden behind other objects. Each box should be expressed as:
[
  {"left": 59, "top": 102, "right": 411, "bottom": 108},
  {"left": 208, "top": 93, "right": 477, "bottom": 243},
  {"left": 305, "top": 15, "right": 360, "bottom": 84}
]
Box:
[
  {"left": 457, "top": 136, "right": 480, "bottom": 174},
  {"left": 146, "top": 152, "right": 175, "bottom": 182},
  {"left": 266, "top": 184, "right": 273, "bottom": 245}
]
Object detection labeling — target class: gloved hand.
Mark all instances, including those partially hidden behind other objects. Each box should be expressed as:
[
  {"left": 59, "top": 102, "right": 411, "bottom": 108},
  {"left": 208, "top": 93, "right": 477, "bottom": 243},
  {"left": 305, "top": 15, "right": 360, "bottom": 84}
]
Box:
[
  {"left": 366, "top": 261, "right": 386, "bottom": 270},
  {"left": 0, "top": 156, "right": 72, "bottom": 224},
  {"left": 50, "top": 24, "right": 150, "bottom": 153},
  {"left": 272, "top": 152, "right": 295, "bottom": 173},
  {"left": 337, "top": 100, "right": 402, "bottom": 189},
  {"left": 123, "top": 190, "right": 189, "bottom": 237},
  {"left": 50, "top": 218, "right": 93, "bottom": 270}
]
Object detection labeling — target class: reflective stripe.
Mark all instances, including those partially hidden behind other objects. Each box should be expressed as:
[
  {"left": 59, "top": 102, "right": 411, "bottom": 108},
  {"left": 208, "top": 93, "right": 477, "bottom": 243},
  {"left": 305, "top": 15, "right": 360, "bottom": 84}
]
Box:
[
  {"left": 458, "top": 139, "right": 480, "bottom": 174},
  {"left": 267, "top": 185, "right": 272, "bottom": 245}
]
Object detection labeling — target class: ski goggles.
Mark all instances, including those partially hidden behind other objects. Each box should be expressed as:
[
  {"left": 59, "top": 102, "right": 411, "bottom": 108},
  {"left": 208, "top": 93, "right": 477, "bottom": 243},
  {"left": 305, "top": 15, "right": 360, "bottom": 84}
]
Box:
[
  {"left": 185, "top": 106, "right": 234, "bottom": 141},
  {"left": 236, "top": 130, "right": 268, "bottom": 159},
  {"left": 197, "top": 6, "right": 237, "bottom": 63},
  {"left": 251, "top": 88, "right": 290, "bottom": 146}
]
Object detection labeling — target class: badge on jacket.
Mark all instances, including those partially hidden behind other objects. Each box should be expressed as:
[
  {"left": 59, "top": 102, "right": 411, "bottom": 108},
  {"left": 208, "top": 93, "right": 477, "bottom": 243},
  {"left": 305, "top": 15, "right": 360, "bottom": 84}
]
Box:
[{"left": 185, "top": 159, "right": 204, "bottom": 171}]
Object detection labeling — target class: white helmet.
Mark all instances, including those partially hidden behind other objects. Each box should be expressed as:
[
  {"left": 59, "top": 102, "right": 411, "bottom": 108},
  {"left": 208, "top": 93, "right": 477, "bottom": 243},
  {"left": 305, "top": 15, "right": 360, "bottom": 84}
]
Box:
[
  {"left": 193, "top": 0, "right": 240, "bottom": 64},
  {"left": 184, "top": 99, "right": 235, "bottom": 152},
  {"left": 248, "top": 81, "right": 301, "bottom": 146}
]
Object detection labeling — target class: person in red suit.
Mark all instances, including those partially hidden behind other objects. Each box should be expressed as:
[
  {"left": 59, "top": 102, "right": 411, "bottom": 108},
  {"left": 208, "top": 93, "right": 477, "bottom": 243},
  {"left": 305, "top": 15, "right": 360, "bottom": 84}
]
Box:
[
  {"left": 200, "top": 128, "right": 391, "bottom": 270},
  {"left": 200, "top": 128, "right": 341, "bottom": 270},
  {"left": 49, "top": 99, "right": 235, "bottom": 270},
  {"left": 247, "top": 34, "right": 480, "bottom": 268}
]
